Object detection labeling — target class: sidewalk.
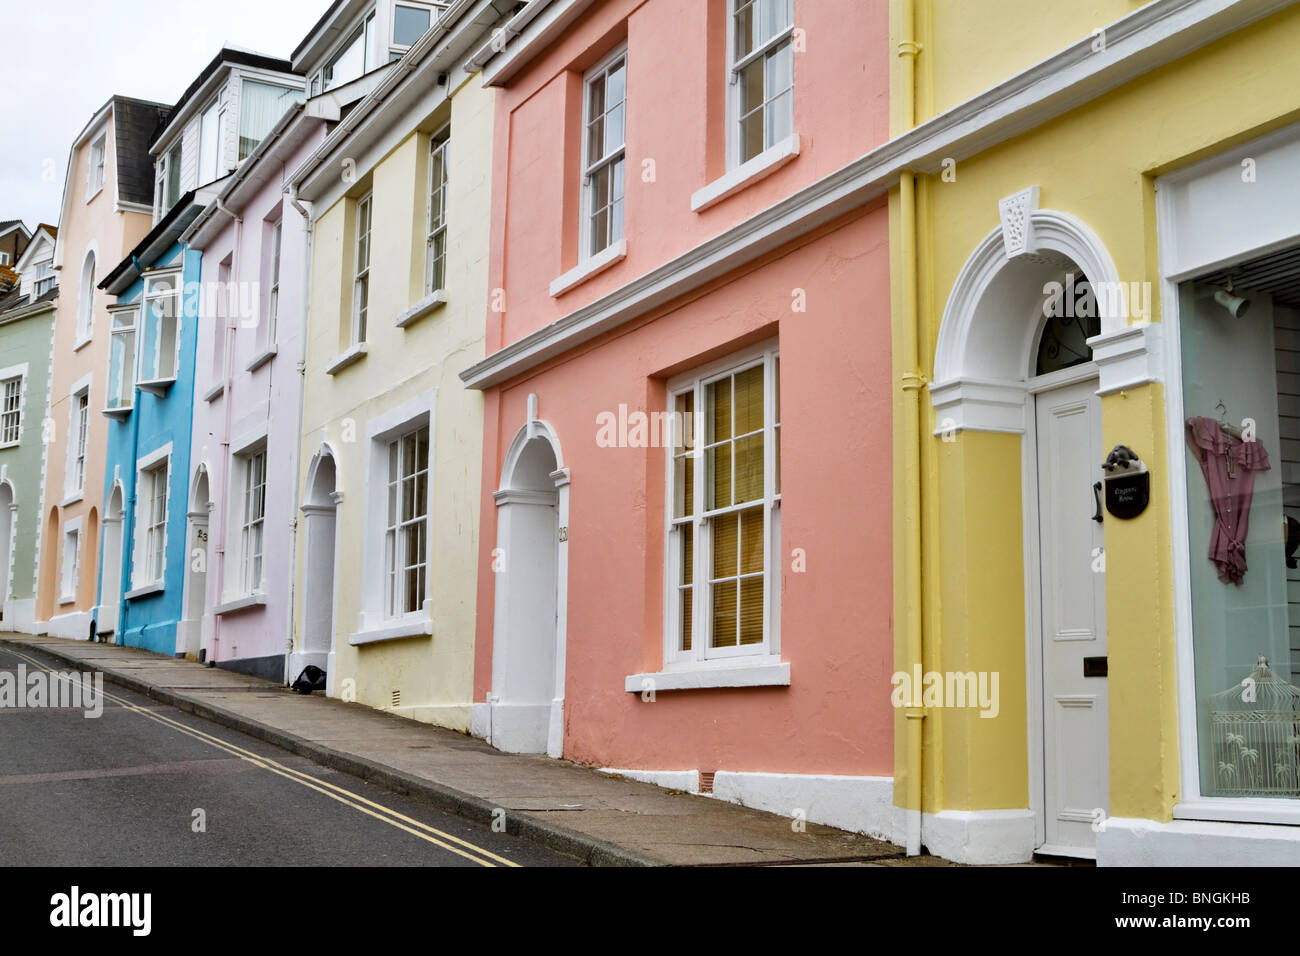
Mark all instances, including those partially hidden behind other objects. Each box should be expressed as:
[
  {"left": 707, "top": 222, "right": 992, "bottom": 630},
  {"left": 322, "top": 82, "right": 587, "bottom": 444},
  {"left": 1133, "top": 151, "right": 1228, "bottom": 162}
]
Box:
[{"left": 1, "top": 633, "right": 943, "bottom": 867}]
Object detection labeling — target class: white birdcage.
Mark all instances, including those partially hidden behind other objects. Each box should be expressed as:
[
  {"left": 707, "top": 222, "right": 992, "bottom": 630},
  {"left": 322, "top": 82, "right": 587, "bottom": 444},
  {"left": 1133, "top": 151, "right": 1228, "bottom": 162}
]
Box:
[{"left": 1209, "top": 656, "right": 1300, "bottom": 797}]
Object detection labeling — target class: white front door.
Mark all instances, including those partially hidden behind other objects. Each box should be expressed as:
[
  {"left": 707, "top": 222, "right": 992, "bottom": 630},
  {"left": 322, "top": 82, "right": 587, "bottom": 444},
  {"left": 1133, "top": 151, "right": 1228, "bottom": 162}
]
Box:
[{"left": 1035, "top": 376, "right": 1108, "bottom": 857}]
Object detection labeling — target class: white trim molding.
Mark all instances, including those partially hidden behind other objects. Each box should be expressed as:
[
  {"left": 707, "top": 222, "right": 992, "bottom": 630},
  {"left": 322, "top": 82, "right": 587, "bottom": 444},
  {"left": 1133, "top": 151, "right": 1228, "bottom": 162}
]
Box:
[
  {"left": 1098, "top": 816, "right": 1300, "bottom": 867},
  {"left": 691, "top": 135, "right": 801, "bottom": 213},
  {"left": 625, "top": 659, "right": 790, "bottom": 693},
  {"left": 460, "top": 0, "right": 1294, "bottom": 391},
  {"left": 920, "top": 809, "right": 1037, "bottom": 865},
  {"left": 549, "top": 238, "right": 627, "bottom": 298},
  {"left": 929, "top": 200, "right": 1141, "bottom": 434}
]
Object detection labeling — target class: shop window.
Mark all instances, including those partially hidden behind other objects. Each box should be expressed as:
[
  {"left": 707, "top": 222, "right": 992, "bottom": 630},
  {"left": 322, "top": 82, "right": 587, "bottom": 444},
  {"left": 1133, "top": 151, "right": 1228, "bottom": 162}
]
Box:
[{"left": 1179, "top": 245, "right": 1300, "bottom": 800}]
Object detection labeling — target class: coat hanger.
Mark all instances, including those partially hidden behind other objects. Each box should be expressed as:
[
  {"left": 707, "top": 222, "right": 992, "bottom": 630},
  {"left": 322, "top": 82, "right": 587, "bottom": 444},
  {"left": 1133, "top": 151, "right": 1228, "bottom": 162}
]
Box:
[{"left": 1215, "top": 399, "right": 1243, "bottom": 439}]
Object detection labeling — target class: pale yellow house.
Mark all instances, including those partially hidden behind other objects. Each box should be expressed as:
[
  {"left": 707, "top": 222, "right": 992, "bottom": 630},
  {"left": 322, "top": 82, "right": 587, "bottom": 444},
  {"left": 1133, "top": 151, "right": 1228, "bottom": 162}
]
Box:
[
  {"left": 287, "top": 1, "right": 501, "bottom": 729},
  {"left": 888, "top": 0, "right": 1300, "bottom": 864}
]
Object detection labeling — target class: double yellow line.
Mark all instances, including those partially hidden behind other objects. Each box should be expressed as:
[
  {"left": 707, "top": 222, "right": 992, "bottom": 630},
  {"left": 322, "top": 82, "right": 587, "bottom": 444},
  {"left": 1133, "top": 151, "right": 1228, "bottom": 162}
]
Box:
[{"left": 5, "top": 647, "right": 519, "bottom": 868}]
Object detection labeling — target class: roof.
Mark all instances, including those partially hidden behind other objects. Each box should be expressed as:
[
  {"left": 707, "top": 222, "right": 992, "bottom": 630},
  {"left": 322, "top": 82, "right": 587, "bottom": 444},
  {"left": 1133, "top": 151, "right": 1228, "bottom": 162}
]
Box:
[
  {"left": 155, "top": 47, "right": 300, "bottom": 150},
  {"left": 0, "top": 284, "right": 58, "bottom": 319},
  {"left": 36, "top": 224, "right": 57, "bottom": 239},
  {"left": 114, "top": 96, "right": 172, "bottom": 206}
]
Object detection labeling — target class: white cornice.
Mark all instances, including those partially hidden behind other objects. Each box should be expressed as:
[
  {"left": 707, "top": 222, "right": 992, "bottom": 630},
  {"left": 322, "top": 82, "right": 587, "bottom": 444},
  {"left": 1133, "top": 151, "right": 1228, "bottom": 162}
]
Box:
[{"left": 459, "top": 0, "right": 1295, "bottom": 390}]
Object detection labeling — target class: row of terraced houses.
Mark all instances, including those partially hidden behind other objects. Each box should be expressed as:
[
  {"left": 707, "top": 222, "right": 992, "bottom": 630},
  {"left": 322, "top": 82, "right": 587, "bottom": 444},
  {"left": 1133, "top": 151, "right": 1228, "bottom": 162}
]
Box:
[{"left": 3, "top": 0, "right": 1300, "bottom": 865}]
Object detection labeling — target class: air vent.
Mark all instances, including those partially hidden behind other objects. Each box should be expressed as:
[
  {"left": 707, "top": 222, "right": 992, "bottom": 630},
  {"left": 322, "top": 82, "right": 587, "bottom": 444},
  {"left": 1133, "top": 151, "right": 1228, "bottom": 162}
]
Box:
[
  {"left": 391, "top": 689, "right": 401, "bottom": 708},
  {"left": 699, "top": 770, "right": 715, "bottom": 794}
]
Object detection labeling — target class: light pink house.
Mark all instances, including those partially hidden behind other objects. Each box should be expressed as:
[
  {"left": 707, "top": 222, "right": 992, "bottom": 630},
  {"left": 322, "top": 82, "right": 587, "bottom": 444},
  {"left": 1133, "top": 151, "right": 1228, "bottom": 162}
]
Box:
[
  {"left": 179, "top": 100, "right": 331, "bottom": 681},
  {"left": 461, "top": 0, "right": 897, "bottom": 838}
]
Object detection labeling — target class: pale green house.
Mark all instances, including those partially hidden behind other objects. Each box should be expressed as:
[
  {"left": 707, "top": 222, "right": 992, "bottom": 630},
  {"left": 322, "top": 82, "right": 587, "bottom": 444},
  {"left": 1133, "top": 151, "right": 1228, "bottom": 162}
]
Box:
[{"left": 0, "top": 223, "right": 57, "bottom": 632}]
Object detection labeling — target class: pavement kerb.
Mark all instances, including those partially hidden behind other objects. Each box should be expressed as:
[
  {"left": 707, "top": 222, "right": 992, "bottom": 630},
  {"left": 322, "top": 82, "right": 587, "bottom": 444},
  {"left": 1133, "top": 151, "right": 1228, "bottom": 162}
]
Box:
[{"left": 1, "top": 638, "right": 661, "bottom": 867}]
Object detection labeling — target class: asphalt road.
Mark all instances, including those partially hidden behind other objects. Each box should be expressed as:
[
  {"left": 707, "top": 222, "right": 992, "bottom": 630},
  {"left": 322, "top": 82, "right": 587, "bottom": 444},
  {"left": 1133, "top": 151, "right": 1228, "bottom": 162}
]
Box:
[{"left": 0, "top": 643, "right": 573, "bottom": 867}]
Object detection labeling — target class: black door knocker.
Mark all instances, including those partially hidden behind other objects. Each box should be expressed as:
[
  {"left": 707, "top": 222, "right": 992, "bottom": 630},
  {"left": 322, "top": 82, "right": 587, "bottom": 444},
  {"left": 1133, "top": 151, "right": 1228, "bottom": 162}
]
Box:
[{"left": 1101, "top": 445, "right": 1150, "bottom": 520}]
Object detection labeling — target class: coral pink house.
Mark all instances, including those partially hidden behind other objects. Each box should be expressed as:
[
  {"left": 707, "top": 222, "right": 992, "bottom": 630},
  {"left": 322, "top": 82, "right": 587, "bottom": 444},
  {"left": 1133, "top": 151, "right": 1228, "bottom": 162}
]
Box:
[{"left": 462, "top": 0, "right": 896, "bottom": 839}]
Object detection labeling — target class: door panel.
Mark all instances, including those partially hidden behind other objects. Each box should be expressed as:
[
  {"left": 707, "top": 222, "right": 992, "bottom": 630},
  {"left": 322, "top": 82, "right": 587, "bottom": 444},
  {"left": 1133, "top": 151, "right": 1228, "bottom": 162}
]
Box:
[{"left": 1036, "top": 378, "right": 1108, "bottom": 855}]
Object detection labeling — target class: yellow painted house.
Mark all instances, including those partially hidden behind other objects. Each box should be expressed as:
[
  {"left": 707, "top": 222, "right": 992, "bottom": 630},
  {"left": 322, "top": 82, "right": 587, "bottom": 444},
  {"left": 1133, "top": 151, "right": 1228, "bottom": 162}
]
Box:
[
  {"left": 889, "top": 0, "right": 1300, "bottom": 864},
  {"left": 286, "top": 1, "right": 500, "bottom": 730}
]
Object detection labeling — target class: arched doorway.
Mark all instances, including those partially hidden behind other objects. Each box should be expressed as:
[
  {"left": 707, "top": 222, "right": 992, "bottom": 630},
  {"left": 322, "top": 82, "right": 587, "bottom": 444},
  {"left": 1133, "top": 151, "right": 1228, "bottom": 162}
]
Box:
[
  {"left": 179, "top": 467, "right": 210, "bottom": 659},
  {"left": 297, "top": 447, "right": 339, "bottom": 691},
  {"left": 930, "top": 196, "right": 1137, "bottom": 859},
  {"left": 99, "top": 483, "right": 125, "bottom": 638},
  {"left": 488, "top": 415, "right": 570, "bottom": 757},
  {"left": 0, "top": 480, "right": 14, "bottom": 624},
  {"left": 37, "top": 507, "right": 59, "bottom": 626}
]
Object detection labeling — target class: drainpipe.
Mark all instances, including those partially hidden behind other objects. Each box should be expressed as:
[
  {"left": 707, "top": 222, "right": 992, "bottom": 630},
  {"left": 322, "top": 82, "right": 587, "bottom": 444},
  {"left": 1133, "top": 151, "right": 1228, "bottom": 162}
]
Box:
[
  {"left": 898, "top": 0, "right": 926, "bottom": 858},
  {"left": 210, "top": 199, "right": 242, "bottom": 664},
  {"left": 283, "top": 183, "right": 313, "bottom": 685},
  {"left": 119, "top": 328, "right": 145, "bottom": 648}
]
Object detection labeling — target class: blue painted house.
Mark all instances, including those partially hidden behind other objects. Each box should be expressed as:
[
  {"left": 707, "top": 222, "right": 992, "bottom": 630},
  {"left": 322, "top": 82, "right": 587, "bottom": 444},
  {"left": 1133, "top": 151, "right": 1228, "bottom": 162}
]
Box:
[
  {"left": 94, "top": 48, "right": 303, "bottom": 657},
  {"left": 97, "top": 210, "right": 206, "bottom": 655}
]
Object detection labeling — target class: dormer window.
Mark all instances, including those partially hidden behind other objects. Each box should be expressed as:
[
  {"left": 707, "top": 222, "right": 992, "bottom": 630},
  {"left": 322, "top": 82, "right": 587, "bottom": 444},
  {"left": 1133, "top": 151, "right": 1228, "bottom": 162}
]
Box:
[
  {"left": 239, "top": 82, "right": 303, "bottom": 160},
  {"left": 155, "top": 143, "right": 182, "bottom": 218},
  {"left": 323, "top": 12, "right": 376, "bottom": 92},
  {"left": 199, "top": 91, "right": 229, "bottom": 186}
]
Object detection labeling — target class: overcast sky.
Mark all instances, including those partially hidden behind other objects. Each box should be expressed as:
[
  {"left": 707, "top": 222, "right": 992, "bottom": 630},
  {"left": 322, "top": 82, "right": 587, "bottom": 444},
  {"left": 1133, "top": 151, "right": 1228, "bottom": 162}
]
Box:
[{"left": 1, "top": 0, "right": 330, "bottom": 232}]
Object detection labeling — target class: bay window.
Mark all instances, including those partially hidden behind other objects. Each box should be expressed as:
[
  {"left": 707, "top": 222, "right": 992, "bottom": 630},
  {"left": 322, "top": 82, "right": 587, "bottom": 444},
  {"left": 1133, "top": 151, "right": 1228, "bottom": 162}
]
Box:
[
  {"left": 667, "top": 345, "right": 781, "bottom": 662},
  {"left": 106, "top": 307, "right": 136, "bottom": 412},
  {"left": 139, "top": 272, "right": 181, "bottom": 384}
]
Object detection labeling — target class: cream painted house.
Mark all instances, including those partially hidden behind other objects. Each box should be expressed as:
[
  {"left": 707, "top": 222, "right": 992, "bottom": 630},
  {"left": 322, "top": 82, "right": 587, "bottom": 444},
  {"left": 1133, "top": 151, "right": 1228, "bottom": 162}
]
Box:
[{"left": 287, "top": 0, "right": 505, "bottom": 727}]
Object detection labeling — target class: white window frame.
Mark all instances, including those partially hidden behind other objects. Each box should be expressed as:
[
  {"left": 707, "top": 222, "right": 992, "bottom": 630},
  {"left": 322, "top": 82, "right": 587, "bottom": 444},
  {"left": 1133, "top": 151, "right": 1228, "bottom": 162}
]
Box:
[
  {"left": 59, "top": 518, "right": 82, "bottom": 605},
  {"left": 236, "top": 445, "right": 268, "bottom": 597},
  {"left": 87, "top": 132, "right": 107, "bottom": 198},
  {"left": 0, "top": 253, "right": 7, "bottom": 266},
  {"left": 424, "top": 126, "right": 450, "bottom": 296},
  {"left": 139, "top": 269, "right": 183, "bottom": 388},
  {"left": 352, "top": 392, "right": 436, "bottom": 645},
  {"left": 352, "top": 192, "right": 373, "bottom": 345},
  {"left": 726, "top": 0, "right": 795, "bottom": 169},
  {"left": 391, "top": 2, "right": 441, "bottom": 56},
  {"left": 580, "top": 46, "right": 628, "bottom": 262},
  {"left": 76, "top": 250, "right": 97, "bottom": 343},
  {"left": 664, "top": 341, "right": 781, "bottom": 668},
  {"left": 0, "top": 364, "right": 26, "bottom": 448},
  {"left": 198, "top": 94, "right": 221, "bottom": 187},
  {"left": 384, "top": 422, "right": 430, "bottom": 620},
  {"left": 105, "top": 304, "right": 138, "bottom": 415},
  {"left": 64, "top": 378, "right": 91, "bottom": 503},
  {"left": 132, "top": 444, "right": 172, "bottom": 592},
  {"left": 266, "top": 217, "right": 283, "bottom": 345},
  {"left": 323, "top": 12, "right": 375, "bottom": 92},
  {"left": 33, "top": 259, "right": 56, "bottom": 297}
]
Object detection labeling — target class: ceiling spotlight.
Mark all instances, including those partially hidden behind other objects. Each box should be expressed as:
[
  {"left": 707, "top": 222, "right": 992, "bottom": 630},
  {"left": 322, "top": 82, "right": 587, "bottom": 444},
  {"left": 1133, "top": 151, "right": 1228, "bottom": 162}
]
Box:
[{"left": 1214, "top": 280, "right": 1250, "bottom": 318}]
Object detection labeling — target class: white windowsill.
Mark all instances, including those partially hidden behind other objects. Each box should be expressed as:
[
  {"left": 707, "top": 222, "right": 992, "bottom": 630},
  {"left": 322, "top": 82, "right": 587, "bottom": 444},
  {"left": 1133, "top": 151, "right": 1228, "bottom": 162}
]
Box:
[
  {"left": 348, "top": 617, "right": 433, "bottom": 647},
  {"left": 1173, "top": 799, "right": 1300, "bottom": 827},
  {"left": 125, "top": 581, "right": 165, "bottom": 601},
  {"left": 690, "top": 134, "right": 802, "bottom": 213},
  {"left": 137, "top": 377, "right": 176, "bottom": 397},
  {"left": 86, "top": 186, "right": 104, "bottom": 205},
  {"left": 58, "top": 594, "right": 76, "bottom": 606},
  {"left": 62, "top": 492, "right": 84, "bottom": 507},
  {"left": 0, "top": 440, "right": 17, "bottom": 451},
  {"left": 624, "top": 658, "right": 790, "bottom": 692},
  {"left": 325, "top": 342, "right": 368, "bottom": 375},
  {"left": 214, "top": 593, "right": 267, "bottom": 616},
  {"left": 202, "top": 381, "right": 225, "bottom": 402},
  {"left": 549, "top": 238, "right": 628, "bottom": 298},
  {"left": 246, "top": 345, "right": 277, "bottom": 372},
  {"left": 72, "top": 335, "right": 93, "bottom": 352},
  {"left": 396, "top": 290, "right": 447, "bottom": 328},
  {"left": 102, "top": 405, "right": 132, "bottom": 420}
]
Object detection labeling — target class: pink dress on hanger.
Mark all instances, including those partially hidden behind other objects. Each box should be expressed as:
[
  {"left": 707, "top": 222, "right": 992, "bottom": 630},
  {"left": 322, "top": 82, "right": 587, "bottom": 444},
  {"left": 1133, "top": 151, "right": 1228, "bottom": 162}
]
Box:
[{"left": 1186, "top": 416, "right": 1272, "bottom": 586}]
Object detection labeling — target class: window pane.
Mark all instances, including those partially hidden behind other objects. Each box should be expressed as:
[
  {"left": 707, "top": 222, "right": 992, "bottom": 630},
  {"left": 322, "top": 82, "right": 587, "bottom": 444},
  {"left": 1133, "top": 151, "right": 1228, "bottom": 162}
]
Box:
[
  {"left": 735, "top": 0, "right": 757, "bottom": 59},
  {"left": 711, "top": 580, "right": 738, "bottom": 648},
  {"left": 393, "top": 5, "right": 431, "bottom": 46},
  {"left": 734, "top": 433, "right": 764, "bottom": 503},
  {"left": 240, "top": 82, "right": 303, "bottom": 160},
  {"left": 708, "top": 378, "right": 732, "bottom": 443},
  {"left": 713, "top": 511, "right": 739, "bottom": 578},
  {"left": 739, "top": 577, "right": 764, "bottom": 645},
  {"left": 607, "top": 60, "right": 626, "bottom": 108},
  {"left": 733, "top": 364, "right": 764, "bottom": 434},
  {"left": 605, "top": 102, "right": 625, "bottom": 155},
  {"left": 680, "top": 584, "right": 693, "bottom": 652},
  {"left": 740, "top": 506, "right": 764, "bottom": 574},
  {"left": 707, "top": 443, "right": 732, "bottom": 510},
  {"left": 673, "top": 453, "right": 694, "bottom": 519}
]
